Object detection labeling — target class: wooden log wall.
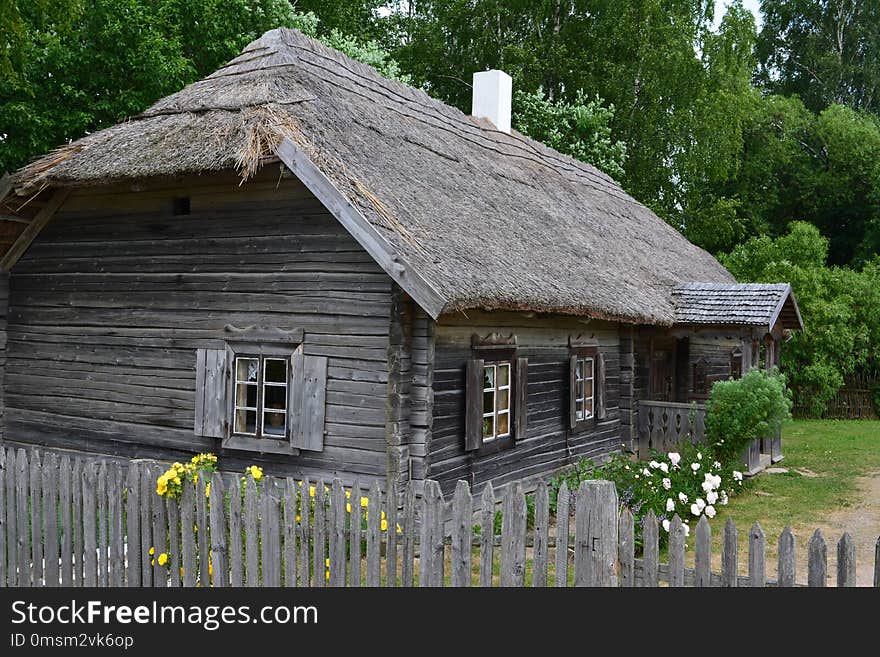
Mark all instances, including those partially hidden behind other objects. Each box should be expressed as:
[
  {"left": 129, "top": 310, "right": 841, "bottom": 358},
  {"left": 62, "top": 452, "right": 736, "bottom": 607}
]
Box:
[
  {"left": 3, "top": 170, "right": 394, "bottom": 486},
  {"left": 428, "top": 311, "right": 622, "bottom": 498}
]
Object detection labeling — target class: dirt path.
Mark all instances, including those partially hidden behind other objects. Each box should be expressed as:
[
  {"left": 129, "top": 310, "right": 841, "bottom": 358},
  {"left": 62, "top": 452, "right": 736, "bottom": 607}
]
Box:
[{"left": 793, "top": 471, "right": 880, "bottom": 586}]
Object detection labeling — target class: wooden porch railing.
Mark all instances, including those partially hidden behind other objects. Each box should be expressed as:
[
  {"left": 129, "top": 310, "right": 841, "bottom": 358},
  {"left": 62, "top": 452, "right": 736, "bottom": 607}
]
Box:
[{"left": 635, "top": 400, "right": 707, "bottom": 459}]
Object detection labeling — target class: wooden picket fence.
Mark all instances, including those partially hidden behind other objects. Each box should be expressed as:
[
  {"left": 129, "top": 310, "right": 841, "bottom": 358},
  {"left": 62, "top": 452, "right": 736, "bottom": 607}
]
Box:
[{"left": 1, "top": 446, "right": 879, "bottom": 587}]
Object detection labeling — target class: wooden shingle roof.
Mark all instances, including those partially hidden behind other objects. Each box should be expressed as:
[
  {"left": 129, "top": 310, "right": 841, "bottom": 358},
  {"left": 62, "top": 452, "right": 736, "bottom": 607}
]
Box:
[{"left": 672, "top": 283, "right": 803, "bottom": 332}]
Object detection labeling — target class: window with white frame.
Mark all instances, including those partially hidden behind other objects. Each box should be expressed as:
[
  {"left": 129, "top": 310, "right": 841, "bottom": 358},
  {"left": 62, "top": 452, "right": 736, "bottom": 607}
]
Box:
[
  {"left": 482, "top": 361, "right": 511, "bottom": 441},
  {"left": 574, "top": 355, "right": 594, "bottom": 421},
  {"left": 234, "top": 356, "right": 288, "bottom": 439}
]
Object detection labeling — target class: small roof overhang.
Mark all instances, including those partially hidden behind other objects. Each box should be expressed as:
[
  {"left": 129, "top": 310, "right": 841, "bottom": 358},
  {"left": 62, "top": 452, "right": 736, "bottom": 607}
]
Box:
[{"left": 672, "top": 282, "right": 804, "bottom": 334}]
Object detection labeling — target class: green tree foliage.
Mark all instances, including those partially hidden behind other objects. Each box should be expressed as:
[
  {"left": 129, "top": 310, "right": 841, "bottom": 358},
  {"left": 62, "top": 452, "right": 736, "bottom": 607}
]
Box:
[
  {"left": 756, "top": 0, "right": 880, "bottom": 114},
  {"left": 0, "top": 1, "right": 407, "bottom": 173},
  {"left": 513, "top": 90, "right": 626, "bottom": 179},
  {"left": 706, "top": 368, "right": 792, "bottom": 460},
  {"left": 721, "top": 222, "right": 880, "bottom": 416}
]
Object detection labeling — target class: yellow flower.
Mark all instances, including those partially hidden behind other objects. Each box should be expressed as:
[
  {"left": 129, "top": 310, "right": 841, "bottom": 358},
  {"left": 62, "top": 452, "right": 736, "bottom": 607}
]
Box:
[
  {"left": 180, "top": 567, "right": 184, "bottom": 578},
  {"left": 205, "top": 482, "right": 211, "bottom": 498},
  {"left": 309, "top": 486, "right": 316, "bottom": 498},
  {"left": 296, "top": 515, "right": 301, "bottom": 522},
  {"left": 345, "top": 490, "right": 351, "bottom": 498},
  {"left": 381, "top": 518, "right": 388, "bottom": 531},
  {"left": 346, "top": 502, "right": 352, "bottom": 514},
  {"left": 173, "top": 476, "right": 181, "bottom": 485},
  {"left": 149, "top": 546, "right": 155, "bottom": 556},
  {"left": 246, "top": 465, "right": 263, "bottom": 481},
  {"left": 158, "top": 553, "right": 168, "bottom": 566},
  {"left": 360, "top": 496, "right": 369, "bottom": 508},
  {"left": 151, "top": 559, "right": 155, "bottom": 566}
]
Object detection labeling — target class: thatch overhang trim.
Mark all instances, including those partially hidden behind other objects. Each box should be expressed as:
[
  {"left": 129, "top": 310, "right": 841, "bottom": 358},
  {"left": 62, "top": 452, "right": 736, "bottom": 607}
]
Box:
[
  {"left": 767, "top": 283, "right": 804, "bottom": 333},
  {"left": 274, "top": 137, "right": 447, "bottom": 319}
]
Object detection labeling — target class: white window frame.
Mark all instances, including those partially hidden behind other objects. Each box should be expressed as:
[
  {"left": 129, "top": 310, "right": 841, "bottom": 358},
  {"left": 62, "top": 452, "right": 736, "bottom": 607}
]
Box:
[
  {"left": 482, "top": 361, "right": 511, "bottom": 442},
  {"left": 575, "top": 356, "right": 594, "bottom": 422},
  {"left": 233, "top": 355, "right": 288, "bottom": 439}
]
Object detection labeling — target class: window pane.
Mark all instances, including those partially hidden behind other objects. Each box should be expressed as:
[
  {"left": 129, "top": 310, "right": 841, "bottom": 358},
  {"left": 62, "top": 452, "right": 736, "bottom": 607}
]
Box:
[
  {"left": 236, "top": 383, "right": 257, "bottom": 408},
  {"left": 483, "top": 365, "right": 495, "bottom": 390},
  {"left": 497, "top": 363, "right": 510, "bottom": 387},
  {"left": 576, "top": 406, "right": 585, "bottom": 421},
  {"left": 264, "top": 358, "right": 287, "bottom": 384},
  {"left": 584, "top": 358, "right": 593, "bottom": 378},
  {"left": 264, "top": 385, "right": 287, "bottom": 412},
  {"left": 584, "top": 379, "right": 593, "bottom": 399},
  {"left": 237, "top": 358, "right": 259, "bottom": 383},
  {"left": 482, "top": 416, "right": 494, "bottom": 439},
  {"left": 584, "top": 399, "right": 593, "bottom": 418},
  {"left": 483, "top": 391, "right": 495, "bottom": 414},
  {"left": 497, "top": 412, "right": 509, "bottom": 436},
  {"left": 497, "top": 389, "right": 509, "bottom": 413},
  {"left": 235, "top": 409, "right": 257, "bottom": 435},
  {"left": 575, "top": 359, "right": 583, "bottom": 380},
  {"left": 263, "top": 412, "right": 286, "bottom": 437}
]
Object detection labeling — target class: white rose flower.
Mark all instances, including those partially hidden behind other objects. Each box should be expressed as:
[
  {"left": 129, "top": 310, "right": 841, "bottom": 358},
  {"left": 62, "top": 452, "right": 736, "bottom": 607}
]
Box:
[
  {"left": 668, "top": 452, "right": 681, "bottom": 467},
  {"left": 691, "top": 462, "right": 700, "bottom": 472},
  {"left": 705, "top": 505, "right": 716, "bottom": 518},
  {"left": 682, "top": 523, "right": 690, "bottom": 537},
  {"left": 649, "top": 460, "right": 660, "bottom": 469},
  {"left": 713, "top": 461, "right": 722, "bottom": 470},
  {"left": 697, "top": 452, "right": 702, "bottom": 460},
  {"left": 695, "top": 498, "right": 706, "bottom": 511},
  {"left": 662, "top": 519, "right": 671, "bottom": 532},
  {"left": 678, "top": 492, "right": 688, "bottom": 504},
  {"left": 659, "top": 462, "right": 669, "bottom": 474},
  {"left": 706, "top": 491, "right": 718, "bottom": 505},
  {"left": 666, "top": 498, "right": 675, "bottom": 512},
  {"left": 662, "top": 478, "right": 671, "bottom": 490},
  {"left": 690, "top": 503, "right": 702, "bottom": 516},
  {"left": 642, "top": 468, "right": 652, "bottom": 477},
  {"left": 720, "top": 491, "right": 729, "bottom": 505},
  {"left": 701, "top": 480, "right": 714, "bottom": 493},
  {"left": 733, "top": 470, "right": 743, "bottom": 481}
]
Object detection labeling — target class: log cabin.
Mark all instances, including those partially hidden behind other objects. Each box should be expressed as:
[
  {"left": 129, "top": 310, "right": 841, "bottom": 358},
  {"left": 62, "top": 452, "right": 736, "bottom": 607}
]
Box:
[{"left": 0, "top": 28, "right": 802, "bottom": 499}]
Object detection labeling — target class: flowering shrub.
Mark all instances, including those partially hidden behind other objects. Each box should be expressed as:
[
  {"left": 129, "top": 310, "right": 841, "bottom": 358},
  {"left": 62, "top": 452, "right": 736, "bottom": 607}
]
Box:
[{"left": 156, "top": 453, "right": 218, "bottom": 499}]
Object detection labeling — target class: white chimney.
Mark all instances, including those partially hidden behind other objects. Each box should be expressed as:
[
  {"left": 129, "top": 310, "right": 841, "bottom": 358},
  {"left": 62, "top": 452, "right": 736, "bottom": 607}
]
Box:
[{"left": 472, "top": 69, "right": 512, "bottom": 133}]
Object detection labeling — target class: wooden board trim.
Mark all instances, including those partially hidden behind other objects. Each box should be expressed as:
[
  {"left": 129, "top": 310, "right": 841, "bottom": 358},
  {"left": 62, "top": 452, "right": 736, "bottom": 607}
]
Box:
[
  {"left": 274, "top": 138, "right": 446, "bottom": 320},
  {"left": 1, "top": 189, "right": 71, "bottom": 272}
]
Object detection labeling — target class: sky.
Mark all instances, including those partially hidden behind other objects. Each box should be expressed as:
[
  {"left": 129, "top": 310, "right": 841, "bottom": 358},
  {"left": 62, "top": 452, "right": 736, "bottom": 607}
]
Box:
[{"left": 714, "top": 0, "right": 764, "bottom": 30}]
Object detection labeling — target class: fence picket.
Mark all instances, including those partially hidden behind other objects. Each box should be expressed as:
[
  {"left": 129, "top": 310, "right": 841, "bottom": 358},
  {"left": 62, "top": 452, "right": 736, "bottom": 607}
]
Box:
[
  {"left": 195, "top": 469, "right": 210, "bottom": 587},
  {"left": 283, "top": 478, "right": 297, "bottom": 587},
  {"left": 124, "top": 463, "right": 141, "bottom": 587},
  {"left": 209, "top": 474, "right": 228, "bottom": 587},
  {"left": 722, "top": 519, "right": 738, "bottom": 587},
  {"left": 71, "top": 459, "right": 83, "bottom": 587},
  {"left": 532, "top": 482, "right": 549, "bottom": 588},
  {"left": 260, "top": 483, "right": 281, "bottom": 587},
  {"left": 297, "top": 478, "right": 310, "bottom": 587},
  {"left": 108, "top": 464, "right": 124, "bottom": 588},
  {"left": 312, "top": 480, "right": 326, "bottom": 588},
  {"left": 98, "top": 461, "right": 109, "bottom": 587},
  {"left": 574, "top": 480, "right": 617, "bottom": 587},
  {"left": 43, "top": 453, "right": 60, "bottom": 587},
  {"left": 479, "top": 483, "right": 495, "bottom": 588},
  {"left": 227, "top": 475, "right": 242, "bottom": 587},
  {"left": 329, "top": 479, "right": 345, "bottom": 588},
  {"left": 166, "top": 499, "right": 180, "bottom": 588},
  {"left": 836, "top": 533, "right": 856, "bottom": 588},
  {"left": 555, "top": 482, "right": 570, "bottom": 588},
  {"left": 384, "top": 484, "right": 398, "bottom": 588},
  {"left": 16, "top": 450, "right": 30, "bottom": 587},
  {"left": 748, "top": 522, "right": 766, "bottom": 587},
  {"left": 500, "top": 483, "right": 526, "bottom": 588},
  {"left": 349, "top": 480, "right": 362, "bottom": 587},
  {"left": 808, "top": 529, "right": 827, "bottom": 587},
  {"left": 366, "top": 480, "right": 382, "bottom": 587},
  {"left": 401, "top": 482, "right": 415, "bottom": 588},
  {"left": 29, "top": 451, "right": 43, "bottom": 586},
  {"left": 618, "top": 508, "right": 634, "bottom": 588},
  {"left": 0, "top": 448, "right": 8, "bottom": 587},
  {"left": 181, "top": 481, "right": 196, "bottom": 588},
  {"left": 244, "top": 476, "right": 259, "bottom": 587},
  {"left": 59, "top": 456, "right": 72, "bottom": 587},
  {"left": 139, "top": 464, "right": 153, "bottom": 587},
  {"left": 668, "top": 515, "right": 685, "bottom": 587},
  {"left": 451, "top": 480, "right": 471, "bottom": 588},
  {"left": 694, "top": 516, "right": 711, "bottom": 587},
  {"left": 641, "top": 511, "right": 658, "bottom": 588},
  {"left": 777, "top": 527, "right": 796, "bottom": 587},
  {"left": 82, "top": 463, "right": 97, "bottom": 587},
  {"left": 875, "top": 537, "right": 879, "bottom": 588},
  {"left": 420, "top": 480, "right": 444, "bottom": 587}
]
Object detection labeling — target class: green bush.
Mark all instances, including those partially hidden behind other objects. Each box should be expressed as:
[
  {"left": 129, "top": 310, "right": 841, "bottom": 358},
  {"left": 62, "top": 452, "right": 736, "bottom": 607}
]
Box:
[{"left": 705, "top": 368, "right": 792, "bottom": 460}]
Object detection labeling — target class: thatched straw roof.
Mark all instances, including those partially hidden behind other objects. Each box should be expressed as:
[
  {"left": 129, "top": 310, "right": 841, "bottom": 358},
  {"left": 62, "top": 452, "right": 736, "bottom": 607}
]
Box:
[
  {"left": 673, "top": 283, "right": 803, "bottom": 332},
  {"left": 5, "top": 27, "right": 739, "bottom": 324}
]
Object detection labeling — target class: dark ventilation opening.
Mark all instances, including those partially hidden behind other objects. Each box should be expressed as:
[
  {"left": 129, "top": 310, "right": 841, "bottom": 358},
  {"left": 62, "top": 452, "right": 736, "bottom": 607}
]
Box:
[{"left": 172, "top": 197, "right": 191, "bottom": 215}]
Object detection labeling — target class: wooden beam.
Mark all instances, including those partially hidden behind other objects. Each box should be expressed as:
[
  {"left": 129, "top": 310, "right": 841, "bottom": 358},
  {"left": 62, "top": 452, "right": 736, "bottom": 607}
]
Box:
[
  {"left": 0, "top": 215, "right": 31, "bottom": 225},
  {"left": 274, "top": 138, "right": 447, "bottom": 319},
  {"left": 0, "top": 173, "right": 12, "bottom": 204},
  {"left": 0, "top": 188, "right": 70, "bottom": 272}
]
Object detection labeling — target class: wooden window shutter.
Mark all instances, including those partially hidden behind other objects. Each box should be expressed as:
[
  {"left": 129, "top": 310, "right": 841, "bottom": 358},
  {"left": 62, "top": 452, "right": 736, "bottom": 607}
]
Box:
[
  {"left": 464, "top": 358, "right": 484, "bottom": 451},
  {"left": 290, "top": 349, "right": 328, "bottom": 451},
  {"left": 568, "top": 355, "right": 578, "bottom": 429},
  {"left": 194, "top": 348, "right": 229, "bottom": 438},
  {"left": 515, "top": 356, "right": 529, "bottom": 439},
  {"left": 596, "top": 351, "right": 607, "bottom": 420}
]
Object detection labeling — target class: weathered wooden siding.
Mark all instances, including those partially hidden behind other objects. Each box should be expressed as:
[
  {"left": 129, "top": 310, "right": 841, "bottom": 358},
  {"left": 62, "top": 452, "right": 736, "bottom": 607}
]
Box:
[
  {"left": 686, "top": 333, "right": 741, "bottom": 397},
  {"left": 407, "top": 307, "right": 434, "bottom": 496},
  {"left": 4, "top": 169, "right": 393, "bottom": 485},
  {"left": 428, "top": 312, "right": 621, "bottom": 498},
  {"left": 0, "top": 272, "right": 7, "bottom": 443}
]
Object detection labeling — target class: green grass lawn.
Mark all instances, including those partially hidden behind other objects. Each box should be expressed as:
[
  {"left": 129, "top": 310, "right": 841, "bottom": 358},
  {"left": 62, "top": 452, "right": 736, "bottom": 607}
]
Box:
[{"left": 715, "top": 419, "right": 880, "bottom": 530}]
